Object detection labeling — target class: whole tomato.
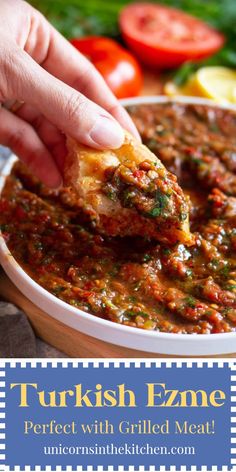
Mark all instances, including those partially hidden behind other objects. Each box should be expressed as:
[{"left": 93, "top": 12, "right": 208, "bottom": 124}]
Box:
[{"left": 70, "top": 36, "right": 143, "bottom": 99}]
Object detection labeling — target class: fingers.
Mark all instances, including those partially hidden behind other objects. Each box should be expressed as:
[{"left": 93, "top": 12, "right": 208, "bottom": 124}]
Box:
[
  {"left": 46, "top": 29, "right": 140, "bottom": 140},
  {"left": 106, "top": 104, "right": 141, "bottom": 142},
  {"left": 23, "top": 10, "right": 140, "bottom": 140},
  {"left": 16, "top": 104, "right": 67, "bottom": 172},
  {"left": 5, "top": 48, "right": 125, "bottom": 149},
  {"left": 0, "top": 106, "right": 62, "bottom": 188}
]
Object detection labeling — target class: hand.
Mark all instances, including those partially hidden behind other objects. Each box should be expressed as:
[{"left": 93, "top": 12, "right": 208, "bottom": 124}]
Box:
[{"left": 0, "top": 0, "right": 140, "bottom": 188}]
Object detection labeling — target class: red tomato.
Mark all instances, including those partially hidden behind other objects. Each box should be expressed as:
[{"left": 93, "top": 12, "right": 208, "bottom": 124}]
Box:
[
  {"left": 70, "top": 36, "right": 120, "bottom": 56},
  {"left": 119, "top": 3, "right": 225, "bottom": 69},
  {"left": 70, "top": 36, "right": 143, "bottom": 98}
]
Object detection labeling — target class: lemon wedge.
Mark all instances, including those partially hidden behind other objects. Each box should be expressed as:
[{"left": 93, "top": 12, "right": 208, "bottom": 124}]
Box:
[
  {"left": 195, "top": 66, "right": 236, "bottom": 104},
  {"left": 165, "top": 66, "right": 236, "bottom": 105}
]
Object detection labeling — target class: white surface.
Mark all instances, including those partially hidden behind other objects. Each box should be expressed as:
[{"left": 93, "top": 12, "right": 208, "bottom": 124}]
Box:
[{"left": 0, "top": 96, "right": 236, "bottom": 356}]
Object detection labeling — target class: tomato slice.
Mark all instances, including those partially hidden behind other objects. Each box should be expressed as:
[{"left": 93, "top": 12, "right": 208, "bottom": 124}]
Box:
[{"left": 119, "top": 3, "right": 225, "bottom": 68}]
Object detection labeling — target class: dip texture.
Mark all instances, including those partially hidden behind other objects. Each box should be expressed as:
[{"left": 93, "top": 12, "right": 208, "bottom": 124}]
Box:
[{"left": 0, "top": 102, "right": 236, "bottom": 334}]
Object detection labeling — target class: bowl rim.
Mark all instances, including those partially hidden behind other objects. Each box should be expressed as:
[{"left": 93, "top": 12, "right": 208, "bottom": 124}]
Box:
[
  {"left": 0, "top": 94, "right": 235, "bottom": 354},
  {"left": 120, "top": 94, "right": 236, "bottom": 110}
]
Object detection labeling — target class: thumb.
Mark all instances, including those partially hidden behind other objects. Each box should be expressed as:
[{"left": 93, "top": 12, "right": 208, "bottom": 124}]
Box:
[{"left": 4, "top": 47, "right": 125, "bottom": 149}]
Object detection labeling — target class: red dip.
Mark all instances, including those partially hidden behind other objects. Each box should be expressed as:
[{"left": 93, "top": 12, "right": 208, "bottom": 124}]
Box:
[{"left": 0, "top": 102, "right": 236, "bottom": 334}]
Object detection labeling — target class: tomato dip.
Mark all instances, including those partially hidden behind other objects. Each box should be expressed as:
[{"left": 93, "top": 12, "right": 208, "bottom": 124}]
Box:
[{"left": 0, "top": 102, "right": 236, "bottom": 334}]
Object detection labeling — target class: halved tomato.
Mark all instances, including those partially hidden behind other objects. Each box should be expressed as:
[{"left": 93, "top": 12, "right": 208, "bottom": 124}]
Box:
[{"left": 119, "top": 3, "right": 225, "bottom": 69}]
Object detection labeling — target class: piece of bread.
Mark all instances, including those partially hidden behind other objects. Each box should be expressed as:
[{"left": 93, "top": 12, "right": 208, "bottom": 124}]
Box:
[{"left": 64, "top": 131, "right": 192, "bottom": 245}]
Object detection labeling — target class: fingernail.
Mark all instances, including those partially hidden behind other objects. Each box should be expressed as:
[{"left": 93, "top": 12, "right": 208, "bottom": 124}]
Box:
[
  {"left": 132, "top": 128, "right": 142, "bottom": 142},
  {"left": 113, "top": 107, "right": 141, "bottom": 142},
  {"left": 90, "top": 116, "right": 124, "bottom": 149}
]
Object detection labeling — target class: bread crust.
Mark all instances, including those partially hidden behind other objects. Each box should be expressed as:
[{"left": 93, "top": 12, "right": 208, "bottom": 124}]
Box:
[{"left": 64, "top": 131, "right": 192, "bottom": 244}]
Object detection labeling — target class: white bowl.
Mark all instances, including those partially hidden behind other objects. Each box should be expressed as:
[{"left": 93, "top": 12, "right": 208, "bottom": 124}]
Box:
[{"left": 0, "top": 95, "right": 236, "bottom": 356}]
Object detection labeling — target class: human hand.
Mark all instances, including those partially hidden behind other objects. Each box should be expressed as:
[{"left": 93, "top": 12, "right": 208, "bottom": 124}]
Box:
[{"left": 0, "top": 0, "right": 139, "bottom": 187}]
